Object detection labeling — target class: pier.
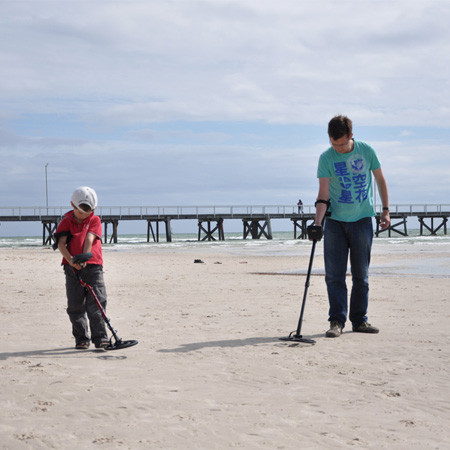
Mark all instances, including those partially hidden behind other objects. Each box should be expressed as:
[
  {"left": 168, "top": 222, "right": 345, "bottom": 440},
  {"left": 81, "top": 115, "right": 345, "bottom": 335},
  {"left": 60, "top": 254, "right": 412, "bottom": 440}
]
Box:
[{"left": 1, "top": 204, "right": 449, "bottom": 245}]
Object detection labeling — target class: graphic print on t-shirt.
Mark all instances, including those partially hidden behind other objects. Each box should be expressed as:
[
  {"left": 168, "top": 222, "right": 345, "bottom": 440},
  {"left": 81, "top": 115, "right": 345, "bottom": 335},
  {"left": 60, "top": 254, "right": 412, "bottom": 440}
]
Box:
[{"left": 334, "top": 154, "right": 368, "bottom": 205}]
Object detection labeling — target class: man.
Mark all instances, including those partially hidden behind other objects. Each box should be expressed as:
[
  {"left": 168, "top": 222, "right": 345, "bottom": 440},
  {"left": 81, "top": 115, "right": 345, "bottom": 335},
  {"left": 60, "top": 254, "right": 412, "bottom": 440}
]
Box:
[{"left": 308, "top": 115, "right": 390, "bottom": 338}]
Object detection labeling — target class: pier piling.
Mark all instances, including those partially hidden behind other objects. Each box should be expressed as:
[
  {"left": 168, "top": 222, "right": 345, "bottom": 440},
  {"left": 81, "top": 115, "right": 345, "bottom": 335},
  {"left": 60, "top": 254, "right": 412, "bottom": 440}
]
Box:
[
  {"left": 147, "top": 219, "right": 172, "bottom": 242},
  {"left": 418, "top": 215, "right": 448, "bottom": 236},
  {"left": 103, "top": 220, "right": 119, "bottom": 244},
  {"left": 42, "top": 220, "right": 59, "bottom": 246},
  {"left": 198, "top": 218, "right": 224, "bottom": 241},
  {"left": 242, "top": 217, "right": 272, "bottom": 240},
  {"left": 292, "top": 217, "right": 314, "bottom": 239}
]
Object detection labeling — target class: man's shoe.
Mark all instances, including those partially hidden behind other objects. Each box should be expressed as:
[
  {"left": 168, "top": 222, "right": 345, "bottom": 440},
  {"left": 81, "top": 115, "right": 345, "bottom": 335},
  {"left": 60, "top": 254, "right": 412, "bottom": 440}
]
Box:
[
  {"left": 352, "top": 322, "right": 379, "bottom": 333},
  {"left": 325, "top": 321, "right": 343, "bottom": 338}
]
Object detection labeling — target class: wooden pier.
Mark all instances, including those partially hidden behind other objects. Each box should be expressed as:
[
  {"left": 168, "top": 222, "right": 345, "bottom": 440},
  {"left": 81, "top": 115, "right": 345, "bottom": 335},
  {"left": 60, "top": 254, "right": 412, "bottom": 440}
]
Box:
[{"left": 1, "top": 204, "right": 449, "bottom": 245}]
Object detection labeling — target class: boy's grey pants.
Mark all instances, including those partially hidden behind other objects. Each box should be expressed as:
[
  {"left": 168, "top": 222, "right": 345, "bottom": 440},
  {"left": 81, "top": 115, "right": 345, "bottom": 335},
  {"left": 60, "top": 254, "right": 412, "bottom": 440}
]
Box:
[{"left": 64, "top": 265, "right": 108, "bottom": 346}]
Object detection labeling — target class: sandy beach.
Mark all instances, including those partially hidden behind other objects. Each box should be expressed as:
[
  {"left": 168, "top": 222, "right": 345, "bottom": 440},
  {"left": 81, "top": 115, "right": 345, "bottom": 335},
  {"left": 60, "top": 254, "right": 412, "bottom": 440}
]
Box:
[{"left": 1, "top": 239, "right": 449, "bottom": 449}]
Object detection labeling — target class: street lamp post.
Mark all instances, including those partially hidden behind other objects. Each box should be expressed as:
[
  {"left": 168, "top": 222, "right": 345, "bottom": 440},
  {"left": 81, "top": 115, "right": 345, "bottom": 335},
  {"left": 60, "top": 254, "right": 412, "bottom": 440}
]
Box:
[{"left": 45, "top": 163, "right": 49, "bottom": 212}]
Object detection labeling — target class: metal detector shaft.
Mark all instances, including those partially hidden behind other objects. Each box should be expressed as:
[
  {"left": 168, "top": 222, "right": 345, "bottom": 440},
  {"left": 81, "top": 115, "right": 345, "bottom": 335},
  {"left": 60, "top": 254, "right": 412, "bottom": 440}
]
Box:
[
  {"left": 71, "top": 253, "right": 138, "bottom": 350},
  {"left": 294, "top": 239, "right": 317, "bottom": 337},
  {"left": 71, "top": 253, "right": 119, "bottom": 340},
  {"left": 83, "top": 281, "right": 121, "bottom": 342},
  {"left": 81, "top": 278, "right": 138, "bottom": 350},
  {"left": 279, "top": 238, "right": 317, "bottom": 343}
]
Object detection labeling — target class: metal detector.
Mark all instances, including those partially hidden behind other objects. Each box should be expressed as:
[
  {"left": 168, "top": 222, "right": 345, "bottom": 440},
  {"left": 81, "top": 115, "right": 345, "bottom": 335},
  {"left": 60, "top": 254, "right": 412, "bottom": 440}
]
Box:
[
  {"left": 72, "top": 253, "right": 138, "bottom": 350},
  {"left": 280, "top": 239, "right": 318, "bottom": 344}
]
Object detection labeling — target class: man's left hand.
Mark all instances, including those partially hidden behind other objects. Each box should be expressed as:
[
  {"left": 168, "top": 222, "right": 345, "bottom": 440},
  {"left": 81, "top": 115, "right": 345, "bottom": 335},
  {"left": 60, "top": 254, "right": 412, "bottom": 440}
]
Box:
[{"left": 380, "top": 211, "right": 391, "bottom": 230}]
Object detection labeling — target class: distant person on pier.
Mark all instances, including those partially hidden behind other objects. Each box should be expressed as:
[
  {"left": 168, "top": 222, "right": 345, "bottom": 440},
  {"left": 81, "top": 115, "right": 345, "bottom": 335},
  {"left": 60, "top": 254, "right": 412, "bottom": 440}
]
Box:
[
  {"left": 307, "top": 115, "right": 390, "bottom": 338},
  {"left": 53, "top": 186, "right": 109, "bottom": 350},
  {"left": 297, "top": 199, "right": 303, "bottom": 214}
]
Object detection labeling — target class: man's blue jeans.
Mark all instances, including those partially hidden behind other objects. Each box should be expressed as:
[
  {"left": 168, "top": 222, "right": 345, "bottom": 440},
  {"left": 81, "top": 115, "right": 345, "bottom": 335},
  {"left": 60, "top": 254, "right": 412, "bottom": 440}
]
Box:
[{"left": 324, "top": 217, "right": 373, "bottom": 328}]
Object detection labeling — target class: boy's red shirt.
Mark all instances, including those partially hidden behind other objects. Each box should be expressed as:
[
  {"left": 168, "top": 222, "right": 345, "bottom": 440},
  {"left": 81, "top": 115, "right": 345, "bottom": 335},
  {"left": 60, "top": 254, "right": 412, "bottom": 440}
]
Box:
[{"left": 56, "top": 211, "right": 103, "bottom": 266}]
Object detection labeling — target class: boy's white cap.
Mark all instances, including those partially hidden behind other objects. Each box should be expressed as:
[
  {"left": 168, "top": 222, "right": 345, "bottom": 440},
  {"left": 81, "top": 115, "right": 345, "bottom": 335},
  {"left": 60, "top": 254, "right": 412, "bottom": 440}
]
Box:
[{"left": 71, "top": 186, "right": 98, "bottom": 210}]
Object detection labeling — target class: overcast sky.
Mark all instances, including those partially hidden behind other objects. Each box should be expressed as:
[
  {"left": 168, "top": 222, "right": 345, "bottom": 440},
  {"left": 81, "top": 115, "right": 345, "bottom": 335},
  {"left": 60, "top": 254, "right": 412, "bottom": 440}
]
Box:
[{"left": 1, "top": 0, "right": 450, "bottom": 235}]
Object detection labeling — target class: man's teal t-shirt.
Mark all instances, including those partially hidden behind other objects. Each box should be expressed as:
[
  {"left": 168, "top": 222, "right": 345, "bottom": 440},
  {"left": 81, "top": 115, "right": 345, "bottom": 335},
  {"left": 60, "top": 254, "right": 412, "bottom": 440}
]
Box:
[{"left": 317, "top": 140, "right": 381, "bottom": 222}]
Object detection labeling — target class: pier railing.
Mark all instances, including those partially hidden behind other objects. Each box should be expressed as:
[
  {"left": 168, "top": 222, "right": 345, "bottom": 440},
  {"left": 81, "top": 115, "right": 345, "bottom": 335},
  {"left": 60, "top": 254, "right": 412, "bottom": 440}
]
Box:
[
  {"left": 2, "top": 204, "right": 450, "bottom": 220},
  {"left": 0, "top": 204, "right": 316, "bottom": 219},
  {"left": 377, "top": 204, "right": 450, "bottom": 214}
]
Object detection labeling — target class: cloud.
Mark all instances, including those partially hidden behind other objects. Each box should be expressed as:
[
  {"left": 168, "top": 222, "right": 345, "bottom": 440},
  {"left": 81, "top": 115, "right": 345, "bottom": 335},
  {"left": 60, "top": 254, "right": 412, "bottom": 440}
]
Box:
[
  {"left": 1, "top": 0, "right": 450, "bottom": 219},
  {"left": 1, "top": 0, "right": 450, "bottom": 126},
  {"left": 373, "top": 138, "right": 450, "bottom": 202}
]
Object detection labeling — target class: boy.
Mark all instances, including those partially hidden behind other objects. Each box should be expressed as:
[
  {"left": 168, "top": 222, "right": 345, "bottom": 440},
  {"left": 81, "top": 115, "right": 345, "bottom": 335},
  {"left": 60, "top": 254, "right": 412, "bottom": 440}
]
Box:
[
  {"left": 53, "top": 186, "right": 108, "bottom": 349},
  {"left": 308, "top": 115, "right": 390, "bottom": 338}
]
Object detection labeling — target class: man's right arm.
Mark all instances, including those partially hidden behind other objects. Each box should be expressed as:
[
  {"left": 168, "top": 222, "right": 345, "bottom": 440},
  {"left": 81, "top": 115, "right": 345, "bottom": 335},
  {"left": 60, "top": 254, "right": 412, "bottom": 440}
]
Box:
[
  {"left": 307, "top": 177, "right": 330, "bottom": 241},
  {"left": 315, "top": 177, "right": 330, "bottom": 225}
]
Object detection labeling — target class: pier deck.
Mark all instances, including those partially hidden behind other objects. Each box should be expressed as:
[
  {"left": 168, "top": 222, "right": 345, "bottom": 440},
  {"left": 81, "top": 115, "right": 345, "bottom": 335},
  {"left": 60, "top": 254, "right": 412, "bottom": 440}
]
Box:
[{"left": 1, "top": 204, "right": 449, "bottom": 245}]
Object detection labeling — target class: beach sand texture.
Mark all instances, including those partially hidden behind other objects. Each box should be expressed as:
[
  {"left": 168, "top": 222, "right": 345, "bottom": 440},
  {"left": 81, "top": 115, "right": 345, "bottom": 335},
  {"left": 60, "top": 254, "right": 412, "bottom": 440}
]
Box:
[{"left": 1, "top": 241, "right": 449, "bottom": 449}]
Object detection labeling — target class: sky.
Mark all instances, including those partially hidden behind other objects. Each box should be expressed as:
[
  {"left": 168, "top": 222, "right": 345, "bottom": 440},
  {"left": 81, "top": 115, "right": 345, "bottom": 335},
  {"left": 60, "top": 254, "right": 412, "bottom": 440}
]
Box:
[{"left": 1, "top": 0, "right": 450, "bottom": 235}]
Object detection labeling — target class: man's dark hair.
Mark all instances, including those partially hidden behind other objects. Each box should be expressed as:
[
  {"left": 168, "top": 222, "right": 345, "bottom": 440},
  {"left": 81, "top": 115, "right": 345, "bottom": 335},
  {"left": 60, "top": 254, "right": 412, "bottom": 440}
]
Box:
[{"left": 328, "top": 115, "right": 353, "bottom": 140}]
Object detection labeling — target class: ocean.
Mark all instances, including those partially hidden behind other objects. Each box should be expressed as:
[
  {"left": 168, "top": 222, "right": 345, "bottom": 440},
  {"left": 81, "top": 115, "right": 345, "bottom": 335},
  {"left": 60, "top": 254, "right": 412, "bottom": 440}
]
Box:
[
  {"left": 1, "top": 229, "right": 450, "bottom": 248},
  {"left": 0, "top": 229, "right": 444, "bottom": 247},
  {"left": 0, "top": 231, "right": 305, "bottom": 249},
  {"left": 2, "top": 230, "right": 449, "bottom": 277}
]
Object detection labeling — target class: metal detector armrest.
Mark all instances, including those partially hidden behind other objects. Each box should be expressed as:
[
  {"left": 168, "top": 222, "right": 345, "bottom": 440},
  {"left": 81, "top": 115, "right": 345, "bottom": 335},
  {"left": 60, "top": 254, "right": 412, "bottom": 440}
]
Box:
[{"left": 72, "top": 252, "right": 93, "bottom": 265}]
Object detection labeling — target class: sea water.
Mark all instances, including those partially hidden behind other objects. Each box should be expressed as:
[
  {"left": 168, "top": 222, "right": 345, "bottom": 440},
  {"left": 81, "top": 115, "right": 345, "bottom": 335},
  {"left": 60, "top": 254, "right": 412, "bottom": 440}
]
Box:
[
  {"left": 1, "top": 231, "right": 449, "bottom": 277},
  {"left": 1, "top": 229, "right": 449, "bottom": 248}
]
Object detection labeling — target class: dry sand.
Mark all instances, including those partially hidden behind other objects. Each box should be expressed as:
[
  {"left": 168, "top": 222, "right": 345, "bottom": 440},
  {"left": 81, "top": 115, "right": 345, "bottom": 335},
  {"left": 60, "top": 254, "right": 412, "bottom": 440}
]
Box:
[{"left": 1, "top": 240, "right": 449, "bottom": 449}]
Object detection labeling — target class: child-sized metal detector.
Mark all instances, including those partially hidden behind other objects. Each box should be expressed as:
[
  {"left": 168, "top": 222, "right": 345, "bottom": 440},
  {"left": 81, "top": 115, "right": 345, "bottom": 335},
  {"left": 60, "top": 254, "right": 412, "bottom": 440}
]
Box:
[
  {"left": 72, "top": 252, "right": 138, "bottom": 350},
  {"left": 280, "top": 238, "right": 318, "bottom": 344}
]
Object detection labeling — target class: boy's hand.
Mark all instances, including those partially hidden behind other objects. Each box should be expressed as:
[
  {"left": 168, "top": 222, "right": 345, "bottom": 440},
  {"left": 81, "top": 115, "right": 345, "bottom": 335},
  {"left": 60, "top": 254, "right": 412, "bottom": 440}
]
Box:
[
  {"left": 71, "top": 252, "right": 92, "bottom": 269},
  {"left": 69, "top": 258, "right": 84, "bottom": 270}
]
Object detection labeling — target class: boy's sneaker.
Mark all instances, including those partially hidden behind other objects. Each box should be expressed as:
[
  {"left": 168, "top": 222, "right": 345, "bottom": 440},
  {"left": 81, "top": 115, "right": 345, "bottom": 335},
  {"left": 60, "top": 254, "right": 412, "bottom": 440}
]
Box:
[
  {"left": 75, "top": 341, "right": 90, "bottom": 350},
  {"left": 352, "top": 322, "right": 379, "bottom": 333},
  {"left": 95, "top": 340, "right": 109, "bottom": 350},
  {"left": 325, "top": 321, "right": 343, "bottom": 338}
]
